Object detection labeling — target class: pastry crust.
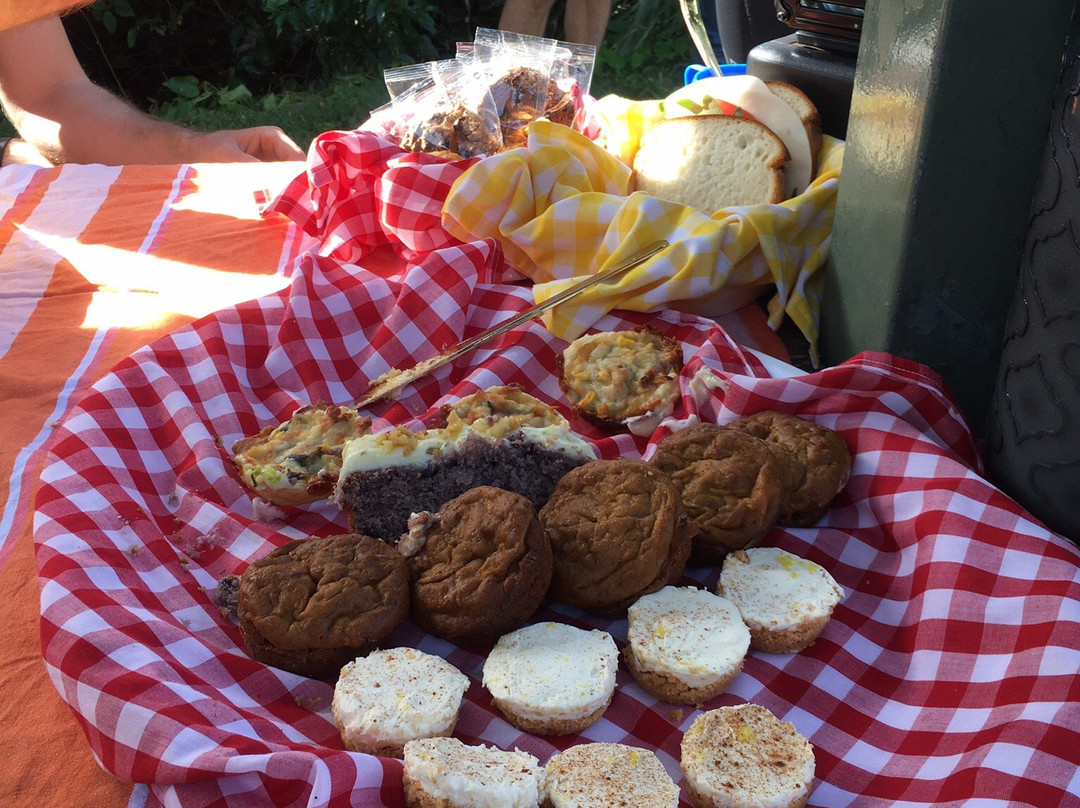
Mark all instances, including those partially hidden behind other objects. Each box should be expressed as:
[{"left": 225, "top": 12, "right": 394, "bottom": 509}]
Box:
[
  {"left": 558, "top": 326, "right": 683, "bottom": 433},
  {"left": 231, "top": 402, "right": 371, "bottom": 507}
]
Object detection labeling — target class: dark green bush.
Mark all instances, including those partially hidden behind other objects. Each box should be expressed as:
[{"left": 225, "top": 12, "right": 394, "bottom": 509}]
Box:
[{"left": 63, "top": 0, "right": 505, "bottom": 106}]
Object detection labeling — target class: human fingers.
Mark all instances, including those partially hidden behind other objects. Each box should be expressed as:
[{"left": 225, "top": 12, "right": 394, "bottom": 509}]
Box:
[{"left": 233, "top": 126, "right": 306, "bottom": 162}]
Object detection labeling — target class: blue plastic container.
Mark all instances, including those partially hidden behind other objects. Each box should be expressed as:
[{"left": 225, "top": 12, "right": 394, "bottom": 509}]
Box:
[{"left": 683, "top": 63, "right": 748, "bottom": 85}]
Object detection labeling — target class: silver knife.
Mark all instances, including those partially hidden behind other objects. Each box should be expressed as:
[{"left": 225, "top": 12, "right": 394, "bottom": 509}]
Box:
[{"left": 354, "top": 239, "right": 670, "bottom": 408}]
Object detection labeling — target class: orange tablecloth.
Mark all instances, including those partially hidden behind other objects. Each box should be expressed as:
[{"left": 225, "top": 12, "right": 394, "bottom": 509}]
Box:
[{"left": 0, "top": 159, "right": 790, "bottom": 808}]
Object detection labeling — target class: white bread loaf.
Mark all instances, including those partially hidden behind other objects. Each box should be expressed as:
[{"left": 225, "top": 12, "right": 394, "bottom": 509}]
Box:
[
  {"left": 662, "top": 75, "right": 812, "bottom": 197},
  {"left": 632, "top": 114, "right": 789, "bottom": 212},
  {"left": 765, "top": 81, "right": 823, "bottom": 177}
]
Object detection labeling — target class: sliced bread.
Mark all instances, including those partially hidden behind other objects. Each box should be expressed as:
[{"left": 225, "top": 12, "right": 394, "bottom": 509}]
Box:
[
  {"left": 766, "top": 81, "right": 823, "bottom": 177},
  {"left": 632, "top": 115, "right": 789, "bottom": 213}
]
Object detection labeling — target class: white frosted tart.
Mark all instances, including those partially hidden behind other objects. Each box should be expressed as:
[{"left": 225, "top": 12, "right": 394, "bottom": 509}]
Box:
[
  {"left": 482, "top": 621, "right": 618, "bottom": 736},
  {"left": 717, "top": 547, "right": 844, "bottom": 654},
  {"left": 402, "top": 737, "right": 545, "bottom": 808},
  {"left": 681, "top": 704, "right": 815, "bottom": 808},
  {"left": 332, "top": 647, "right": 470, "bottom": 758},
  {"left": 624, "top": 586, "right": 750, "bottom": 704},
  {"left": 545, "top": 742, "right": 679, "bottom": 808}
]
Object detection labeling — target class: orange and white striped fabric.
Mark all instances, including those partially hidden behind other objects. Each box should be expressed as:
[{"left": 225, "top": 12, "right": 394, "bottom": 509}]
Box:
[
  {"left": 0, "top": 158, "right": 788, "bottom": 808},
  {"left": 0, "top": 160, "right": 308, "bottom": 808}
]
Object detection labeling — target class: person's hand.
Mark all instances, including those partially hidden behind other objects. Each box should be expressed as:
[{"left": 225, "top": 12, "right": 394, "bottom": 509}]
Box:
[{"left": 182, "top": 126, "right": 306, "bottom": 163}]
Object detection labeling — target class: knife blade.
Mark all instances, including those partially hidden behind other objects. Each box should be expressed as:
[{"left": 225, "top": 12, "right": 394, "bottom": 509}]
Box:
[{"left": 354, "top": 239, "right": 670, "bottom": 408}]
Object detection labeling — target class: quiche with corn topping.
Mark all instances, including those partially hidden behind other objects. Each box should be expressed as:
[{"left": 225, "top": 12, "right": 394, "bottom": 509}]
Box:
[
  {"left": 231, "top": 402, "right": 372, "bottom": 507},
  {"left": 558, "top": 326, "right": 683, "bottom": 434}
]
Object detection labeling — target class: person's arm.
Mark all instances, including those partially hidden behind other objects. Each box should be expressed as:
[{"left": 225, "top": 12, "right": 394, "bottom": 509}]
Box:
[{"left": 0, "top": 15, "right": 305, "bottom": 165}]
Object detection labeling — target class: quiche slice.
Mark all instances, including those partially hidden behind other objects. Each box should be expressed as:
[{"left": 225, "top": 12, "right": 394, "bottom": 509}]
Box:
[
  {"left": 231, "top": 402, "right": 372, "bottom": 507},
  {"left": 558, "top": 326, "right": 684, "bottom": 435}
]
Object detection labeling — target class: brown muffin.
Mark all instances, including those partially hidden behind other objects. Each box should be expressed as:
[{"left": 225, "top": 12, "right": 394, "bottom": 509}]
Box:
[
  {"left": 400, "top": 486, "right": 552, "bottom": 645},
  {"left": 237, "top": 533, "right": 409, "bottom": 678},
  {"left": 650, "top": 424, "right": 783, "bottom": 560},
  {"left": 539, "top": 458, "right": 691, "bottom": 613},
  {"left": 726, "top": 411, "right": 851, "bottom": 526}
]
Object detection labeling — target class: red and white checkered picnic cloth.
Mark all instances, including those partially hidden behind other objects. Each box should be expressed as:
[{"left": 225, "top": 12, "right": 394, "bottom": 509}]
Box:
[
  {"left": 34, "top": 232, "right": 1080, "bottom": 806},
  {"left": 34, "top": 132, "right": 1080, "bottom": 807}
]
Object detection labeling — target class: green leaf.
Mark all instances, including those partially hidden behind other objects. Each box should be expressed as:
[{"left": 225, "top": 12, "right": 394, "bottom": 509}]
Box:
[
  {"left": 217, "top": 84, "right": 254, "bottom": 108},
  {"left": 162, "top": 75, "right": 201, "bottom": 100},
  {"left": 102, "top": 10, "right": 117, "bottom": 33}
]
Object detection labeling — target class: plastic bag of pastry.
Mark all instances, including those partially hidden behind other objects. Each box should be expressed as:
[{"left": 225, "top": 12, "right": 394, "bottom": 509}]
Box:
[
  {"left": 473, "top": 27, "right": 559, "bottom": 149},
  {"left": 383, "top": 58, "right": 458, "bottom": 101},
  {"left": 363, "top": 56, "right": 504, "bottom": 160}
]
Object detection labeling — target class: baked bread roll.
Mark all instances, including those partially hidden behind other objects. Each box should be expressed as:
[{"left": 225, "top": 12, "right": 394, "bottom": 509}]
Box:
[
  {"left": 649, "top": 424, "right": 783, "bottom": 560},
  {"left": 725, "top": 410, "right": 850, "bottom": 527},
  {"left": 400, "top": 486, "right": 552, "bottom": 645},
  {"left": 633, "top": 114, "right": 789, "bottom": 212},
  {"left": 540, "top": 458, "right": 692, "bottom": 613}
]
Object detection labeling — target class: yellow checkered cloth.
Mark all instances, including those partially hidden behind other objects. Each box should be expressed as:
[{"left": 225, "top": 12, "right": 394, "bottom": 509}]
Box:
[{"left": 441, "top": 98, "right": 844, "bottom": 366}]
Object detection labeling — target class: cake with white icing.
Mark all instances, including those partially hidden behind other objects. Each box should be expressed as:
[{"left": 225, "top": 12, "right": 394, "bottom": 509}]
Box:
[
  {"left": 544, "top": 742, "right": 679, "bottom": 808},
  {"left": 680, "top": 703, "right": 815, "bottom": 808},
  {"left": 332, "top": 647, "right": 470, "bottom": 758},
  {"left": 402, "top": 737, "right": 546, "bottom": 808},
  {"left": 624, "top": 585, "right": 750, "bottom": 704},
  {"left": 481, "top": 621, "right": 618, "bottom": 736},
  {"left": 334, "top": 387, "right": 596, "bottom": 542},
  {"left": 717, "top": 547, "right": 843, "bottom": 653}
]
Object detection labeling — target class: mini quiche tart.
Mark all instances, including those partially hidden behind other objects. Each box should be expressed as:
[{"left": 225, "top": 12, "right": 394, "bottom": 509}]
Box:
[
  {"left": 558, "top": 327, "right": 683, "bottom": 435},
  {"left": 437, "top": 384, "right": 569, "bottom": 432},
  {"left": 231, "top": 402, "right": 372, "bottom": 507}
]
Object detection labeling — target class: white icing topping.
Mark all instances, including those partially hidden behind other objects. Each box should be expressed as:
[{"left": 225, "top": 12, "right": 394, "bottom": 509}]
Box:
[
  {"left": 545, "top": 743, "right": 679, "bottom": 808},
  {"left": 626, "top": 586, "right": 749, "bottom": 689},
  {"left": 482, "top": 622, "right": 618, "bottom": 724},
  {"left": 336, "top": 421, "right": 596, "bottom": 483},
  {"left": 332, "top": 648, "right": 469, "bottom": 750},
  {"left": 403, "top": 737, "right": 545, "bottom": 808},
  {"left": 681, "top": 704, "right": 815, "bottom": 808},
  {"left": 718, "top": 547, "right": 843, "bottom": 633}
]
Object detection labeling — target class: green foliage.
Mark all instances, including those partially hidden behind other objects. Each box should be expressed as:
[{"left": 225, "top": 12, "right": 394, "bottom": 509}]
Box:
[
  {"left": 593, "top": 0, "right": 697, "bottom": 100},
  {"left": 64, "top": 0, "right": 500, "bottom": 105},
  {"left": 153, "top": 73, "right": 391, "bottom": 151},
  {"left": 41, "top": 0, "right": 695, "bottom": 152}
]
